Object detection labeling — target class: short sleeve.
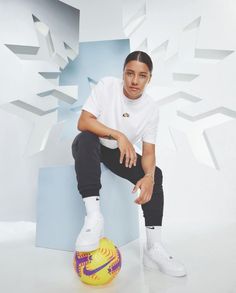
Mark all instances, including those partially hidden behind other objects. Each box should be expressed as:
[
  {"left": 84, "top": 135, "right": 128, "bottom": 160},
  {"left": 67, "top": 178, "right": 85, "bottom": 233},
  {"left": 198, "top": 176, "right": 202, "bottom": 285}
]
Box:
[
  {"left": 82, "top": 79, "right": 105, "bottom": 117},
  {"left": 142, "top": 105, "right": 159, "bottom": 144}
]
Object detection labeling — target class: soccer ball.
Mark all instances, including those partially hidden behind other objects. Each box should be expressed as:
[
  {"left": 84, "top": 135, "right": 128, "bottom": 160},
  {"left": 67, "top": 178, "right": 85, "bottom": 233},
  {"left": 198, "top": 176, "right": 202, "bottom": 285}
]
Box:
[{"left": 73, "top": 237, "right": 122, "bottom": 286}]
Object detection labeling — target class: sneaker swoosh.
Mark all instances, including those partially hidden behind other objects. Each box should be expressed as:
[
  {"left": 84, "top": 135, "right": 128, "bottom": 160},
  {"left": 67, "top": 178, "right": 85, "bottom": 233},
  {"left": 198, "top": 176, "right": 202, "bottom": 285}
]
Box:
[{"left": 83, "top": 256, "right": 115, "bottom": 276}]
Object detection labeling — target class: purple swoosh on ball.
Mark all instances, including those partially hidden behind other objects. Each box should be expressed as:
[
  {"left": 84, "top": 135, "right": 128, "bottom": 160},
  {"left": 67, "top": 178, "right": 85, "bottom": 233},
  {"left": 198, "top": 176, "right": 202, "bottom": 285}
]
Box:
[{"left": 83, "top": 256, "right": 115, "bottom": 276}]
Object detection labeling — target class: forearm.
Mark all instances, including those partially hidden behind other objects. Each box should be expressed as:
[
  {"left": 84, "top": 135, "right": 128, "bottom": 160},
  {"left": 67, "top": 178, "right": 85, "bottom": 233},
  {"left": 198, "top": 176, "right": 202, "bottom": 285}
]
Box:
[
  {"left": 141, "top": 153, "right": 156, "bottom": 181},
  {"left": 78, "top": 116, "right": 123, "bottom": 141}
]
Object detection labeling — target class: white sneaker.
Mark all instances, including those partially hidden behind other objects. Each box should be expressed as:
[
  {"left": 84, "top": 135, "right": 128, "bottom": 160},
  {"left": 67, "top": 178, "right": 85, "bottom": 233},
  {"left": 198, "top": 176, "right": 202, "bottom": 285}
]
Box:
[
  {"left": 75, "top": 213, "right": 104, "bottom": 252},
  {"left": 143, "top": 242, "right": 187, "bottom": 277}
]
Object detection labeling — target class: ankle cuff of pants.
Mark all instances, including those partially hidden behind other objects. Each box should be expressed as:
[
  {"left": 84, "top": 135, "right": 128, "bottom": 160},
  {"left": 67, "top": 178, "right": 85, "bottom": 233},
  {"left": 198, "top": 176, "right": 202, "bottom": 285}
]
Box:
[
  {"left": 144, "top": 217, "right": 163, "bottom": 226},
  {"left": 80, "top": 189, "right": 100, "bottom": 198}
]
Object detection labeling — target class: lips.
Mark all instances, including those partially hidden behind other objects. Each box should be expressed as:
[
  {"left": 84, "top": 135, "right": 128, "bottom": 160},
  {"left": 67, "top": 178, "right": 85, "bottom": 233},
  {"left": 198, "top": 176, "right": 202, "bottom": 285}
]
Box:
[{"left": 130, "top": 87, "right": 139, "bottom": 91}]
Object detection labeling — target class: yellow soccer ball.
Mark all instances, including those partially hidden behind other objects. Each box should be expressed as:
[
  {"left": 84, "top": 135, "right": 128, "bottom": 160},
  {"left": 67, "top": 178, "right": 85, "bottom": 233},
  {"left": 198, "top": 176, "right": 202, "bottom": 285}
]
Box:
[{"left": 73, "top": 237, "right": 122, "bottom": 286}]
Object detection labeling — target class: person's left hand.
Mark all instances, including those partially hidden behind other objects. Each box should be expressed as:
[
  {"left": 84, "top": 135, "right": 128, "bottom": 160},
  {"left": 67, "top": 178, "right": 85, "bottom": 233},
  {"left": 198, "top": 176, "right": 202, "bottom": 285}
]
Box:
[{"left": 132, "top": 176, "right": 155, "bottom": 205}]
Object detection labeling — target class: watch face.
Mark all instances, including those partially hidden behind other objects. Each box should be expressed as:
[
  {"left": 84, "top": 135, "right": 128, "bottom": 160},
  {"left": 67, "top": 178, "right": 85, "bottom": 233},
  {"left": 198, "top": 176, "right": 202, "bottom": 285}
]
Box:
[{"left": 122, "top": 113, "right": 130, "bottom": 117}]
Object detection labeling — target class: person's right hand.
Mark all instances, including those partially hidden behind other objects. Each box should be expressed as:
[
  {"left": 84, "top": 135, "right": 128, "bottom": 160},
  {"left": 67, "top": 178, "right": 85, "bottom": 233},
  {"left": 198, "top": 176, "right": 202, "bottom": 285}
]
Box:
[{"left": 117, "top": 134, "right": 137, "bottom": 168}]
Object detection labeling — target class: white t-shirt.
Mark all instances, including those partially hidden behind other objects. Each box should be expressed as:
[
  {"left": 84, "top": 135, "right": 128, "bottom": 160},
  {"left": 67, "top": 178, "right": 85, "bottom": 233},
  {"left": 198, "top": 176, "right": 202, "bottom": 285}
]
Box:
[{"left": 82, "top": 76, "right": 159, "bottom": 149}]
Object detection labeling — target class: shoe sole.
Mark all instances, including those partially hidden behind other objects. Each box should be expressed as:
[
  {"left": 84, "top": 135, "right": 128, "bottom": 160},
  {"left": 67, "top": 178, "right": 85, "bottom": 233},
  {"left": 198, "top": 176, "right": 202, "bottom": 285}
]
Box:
[
  {"left": 75, "top": 229, "right": 104, "bottom": 252},
  {"left": 76, "top": 241, "right": 100, "bottom": 252}
]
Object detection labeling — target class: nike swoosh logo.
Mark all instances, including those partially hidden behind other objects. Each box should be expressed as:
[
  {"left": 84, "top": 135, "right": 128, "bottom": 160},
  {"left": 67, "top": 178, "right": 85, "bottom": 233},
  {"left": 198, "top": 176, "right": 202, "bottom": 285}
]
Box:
[{"left": 83, "top": 256, "right": 115, "bottom": 276}]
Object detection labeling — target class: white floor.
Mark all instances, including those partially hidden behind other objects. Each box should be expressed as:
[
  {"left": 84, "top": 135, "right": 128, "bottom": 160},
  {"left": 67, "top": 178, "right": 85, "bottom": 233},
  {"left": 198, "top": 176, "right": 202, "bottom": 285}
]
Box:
[{"left": 0, "top": 221, "right": 236, "bottom": 293}]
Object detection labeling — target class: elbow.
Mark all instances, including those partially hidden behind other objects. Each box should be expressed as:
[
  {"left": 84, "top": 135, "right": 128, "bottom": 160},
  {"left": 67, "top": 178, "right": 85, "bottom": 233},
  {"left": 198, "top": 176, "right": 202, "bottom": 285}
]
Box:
[
  {"left": 77, "top": 113, "right": 96, "bottom": 131},
  {"left": 77, "top": 118, "right": 86, "bottom": 131}
]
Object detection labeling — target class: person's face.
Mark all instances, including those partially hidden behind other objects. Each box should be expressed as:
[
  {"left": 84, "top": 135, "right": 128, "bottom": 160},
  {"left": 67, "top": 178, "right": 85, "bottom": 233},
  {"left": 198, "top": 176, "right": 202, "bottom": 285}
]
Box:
[{"left": 123, "top": 60, "right": 151, "bottom": 99}]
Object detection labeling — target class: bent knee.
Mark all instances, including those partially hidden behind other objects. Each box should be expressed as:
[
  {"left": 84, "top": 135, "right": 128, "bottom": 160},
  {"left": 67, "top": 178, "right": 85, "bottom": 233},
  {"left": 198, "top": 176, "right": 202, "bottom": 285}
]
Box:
[
  {"left": 71, "top": 131, "right": 99, "bottom": 158},
  {"left": 75, "top": 131, "right": 99, "bottom": 146}
]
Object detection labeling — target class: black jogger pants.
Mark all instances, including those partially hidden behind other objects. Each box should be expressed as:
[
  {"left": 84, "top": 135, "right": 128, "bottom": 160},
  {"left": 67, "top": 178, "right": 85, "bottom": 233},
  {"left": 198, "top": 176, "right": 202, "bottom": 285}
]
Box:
[{"left": 71, "top": 131, "right": 164, "bottom": 226}]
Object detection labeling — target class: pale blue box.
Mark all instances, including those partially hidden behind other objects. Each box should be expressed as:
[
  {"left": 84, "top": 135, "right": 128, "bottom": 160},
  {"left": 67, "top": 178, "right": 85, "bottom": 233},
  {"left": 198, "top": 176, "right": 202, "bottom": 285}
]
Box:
[{"left": 36, "top": 164, "right": 139, "bottom": 251}]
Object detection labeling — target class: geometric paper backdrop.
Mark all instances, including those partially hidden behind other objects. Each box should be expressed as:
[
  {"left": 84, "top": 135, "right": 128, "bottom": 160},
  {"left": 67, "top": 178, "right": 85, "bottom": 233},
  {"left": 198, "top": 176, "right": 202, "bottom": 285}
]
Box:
[{"left": 1, "top": 0, "right": 236, "bottom": 224}]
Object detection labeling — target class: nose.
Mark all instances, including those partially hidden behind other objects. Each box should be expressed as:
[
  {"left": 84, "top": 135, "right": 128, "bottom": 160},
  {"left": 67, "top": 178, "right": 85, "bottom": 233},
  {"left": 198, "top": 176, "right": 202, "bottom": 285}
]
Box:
[{"left": 132, "top": 75, "right": 138, "bottom": 85}]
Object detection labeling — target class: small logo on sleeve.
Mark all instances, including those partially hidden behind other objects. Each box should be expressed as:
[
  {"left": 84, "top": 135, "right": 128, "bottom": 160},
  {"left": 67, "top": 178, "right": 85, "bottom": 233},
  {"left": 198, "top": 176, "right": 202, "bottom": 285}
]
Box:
[{"left": 122, "top": 113, "right": 130, "bottom": 117}]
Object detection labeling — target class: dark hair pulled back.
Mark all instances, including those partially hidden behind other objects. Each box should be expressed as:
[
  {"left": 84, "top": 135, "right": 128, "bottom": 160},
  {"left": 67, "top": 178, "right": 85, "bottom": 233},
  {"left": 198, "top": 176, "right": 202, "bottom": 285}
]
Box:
[{"left": 123, "top": 51, "right": 153, "bottom": 74}]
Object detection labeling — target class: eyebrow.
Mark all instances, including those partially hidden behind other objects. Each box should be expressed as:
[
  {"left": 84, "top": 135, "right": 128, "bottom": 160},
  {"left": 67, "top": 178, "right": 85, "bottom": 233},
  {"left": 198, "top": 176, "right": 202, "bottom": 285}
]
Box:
[{"left": 125, "top": 69, "right": 148, "bottom": 74}]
